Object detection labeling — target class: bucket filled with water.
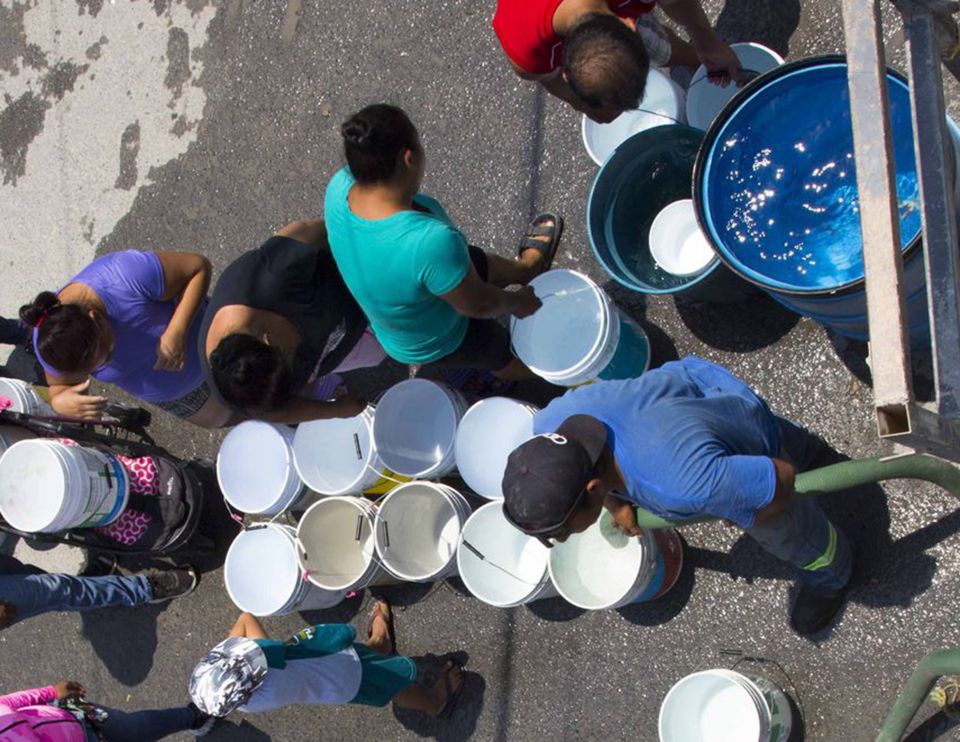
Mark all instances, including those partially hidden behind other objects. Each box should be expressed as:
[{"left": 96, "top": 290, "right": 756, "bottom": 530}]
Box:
[
  {"left": 582, "top": 68, "right": 686, "bottom": 165},
  {"left": 548, "top": 511, "right": 683, "bottom": 610},
  {"left": 694, "top": 55, "right": 960, "bottom": 341},
  {"left": 588, "top": 125, "right": 755, "bottom": 303},
  {"left": 511, "top": 269, "right": 651, "bottom": 387},
  {"left": 685, "top": 42, "right": 784, "bottom": 131},
  {"left": 0, "top": 378, "right": 53, "bottom": 415},
  {"left": 454, "top": 397, "right": 537, "bottom": 500},
  {"left": 659, "top": 669, "right": 792, "bottom": 742},
  {"left": 373, "top": 482, "right": 472, "bottom": 582},
  {"left": 457, "top": 501, "right": 557, "bottom": 607},
  {"left": 373, "top": 380, "right": 467, "bottom": 479},
  {"left": 217, "top": 421, "right": 307, "bottom": 516},
  {"left": 0, "top": 439, "right": 129, "bottom": 533},
  {"left": 224, "top": 523, "right": 345, "bottom": 616},
  {"left": 294, "top": 406, "right": 395, "bottom": 496},
  {"left": 296, "top": 496, "right": 390, "bottom": 591}
]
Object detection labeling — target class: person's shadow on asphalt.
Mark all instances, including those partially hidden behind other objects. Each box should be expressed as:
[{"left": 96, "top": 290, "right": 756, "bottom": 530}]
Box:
[
  {"left": 80, "top": 603, "right": 165, "bottom": 686},
  {"left": 393, "top": 661, "right": 485, "bottom": 742}
]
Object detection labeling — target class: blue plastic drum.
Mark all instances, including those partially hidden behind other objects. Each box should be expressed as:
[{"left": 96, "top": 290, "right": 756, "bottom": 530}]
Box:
[{"left": 694, "top": 55, "right": 948, "bottom": 341}]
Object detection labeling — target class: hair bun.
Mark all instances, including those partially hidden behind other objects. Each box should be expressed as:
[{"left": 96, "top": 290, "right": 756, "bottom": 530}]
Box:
[
  {"left": 341, "top": 118, "right": 373, "bottom": 147},
  {"left": 19, "top": 291, "right": 60, "bottom": 327}
]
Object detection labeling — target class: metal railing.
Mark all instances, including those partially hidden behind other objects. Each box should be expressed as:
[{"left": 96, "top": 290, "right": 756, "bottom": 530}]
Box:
[{"left": 842, "top": 0, "right": 960, "bottom": 462}]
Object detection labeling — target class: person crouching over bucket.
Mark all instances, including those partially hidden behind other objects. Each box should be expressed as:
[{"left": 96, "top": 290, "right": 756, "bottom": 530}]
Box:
[
  {"left": 500, "top": 356, "right": 853, "bottom": 636},
  {"left": 190, "top": 603, "right": 465, "bottom": 723}
]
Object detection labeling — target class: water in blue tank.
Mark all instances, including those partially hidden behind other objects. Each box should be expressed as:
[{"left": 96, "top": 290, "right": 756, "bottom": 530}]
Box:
[{"left": 701, "top": 63, "right": 922, "bottom": 292}]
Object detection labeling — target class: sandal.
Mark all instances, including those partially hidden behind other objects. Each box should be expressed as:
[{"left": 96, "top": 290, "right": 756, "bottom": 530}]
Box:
[
  {"left": 367, "top": 599, "right": 397, "bottom": 655},
  {"left": 438, "top": 660, "right": 466, "bottom": 719},
  {"left": 517, "top": 212, "right": 564, "bottom": 271}
]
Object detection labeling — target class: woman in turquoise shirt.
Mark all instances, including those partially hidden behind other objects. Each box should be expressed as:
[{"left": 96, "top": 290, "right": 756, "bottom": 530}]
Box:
[{"left": 323, "top": 104, "right": 563, "bottom": 381}]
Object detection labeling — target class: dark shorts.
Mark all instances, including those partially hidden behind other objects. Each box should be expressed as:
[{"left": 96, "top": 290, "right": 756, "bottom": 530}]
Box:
[
  {"left": 349, "top": 644, "right": 418, "bottom": 707},
  {"left": 155, "top": 380, "right": 212, "bottom": 419},
  {"left": 425, "top": 246, "right": 514, "bottom": 372}
]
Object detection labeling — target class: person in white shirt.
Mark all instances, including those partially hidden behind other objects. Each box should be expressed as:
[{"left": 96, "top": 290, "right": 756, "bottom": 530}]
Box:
[{"left": 189, "top": 603, "right": 463, "bottom": 720}]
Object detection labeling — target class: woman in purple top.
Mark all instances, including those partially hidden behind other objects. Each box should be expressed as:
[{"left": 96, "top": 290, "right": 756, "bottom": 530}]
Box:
[{"left": 19, "top": 250, "right": 228, "bottom": 428}]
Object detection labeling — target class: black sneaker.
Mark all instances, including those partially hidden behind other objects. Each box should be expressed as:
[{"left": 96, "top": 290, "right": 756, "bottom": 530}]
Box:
[
  {"left": 189, "top": 702, "right": 217, "bottom": 737},
  {"left": 790, "top": 584, "right": 845, "bottom": 635},
  {"left": 144, "top": 566, "right": 198, "bottom": 603}
]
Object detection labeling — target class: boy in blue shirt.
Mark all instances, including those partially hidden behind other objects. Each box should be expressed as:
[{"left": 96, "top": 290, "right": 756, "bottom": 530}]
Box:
[{"left": 501, "top": 356, "right": 852, "bottom": 635}]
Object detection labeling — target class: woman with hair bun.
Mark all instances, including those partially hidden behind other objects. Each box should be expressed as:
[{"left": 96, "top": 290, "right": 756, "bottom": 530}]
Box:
[
  {"left": 199, "top": 219, "right": 383, "bottom": 423},
  {"left": 20, "top": 250, "right": 226, "bottom": 427},
  {"left": 324, "top": 103, "right": 564, "bottom": 386}
]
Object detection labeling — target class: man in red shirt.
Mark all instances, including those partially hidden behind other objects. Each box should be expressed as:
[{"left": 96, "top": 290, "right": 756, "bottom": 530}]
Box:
[{"left": 493, "top": 0, "right": 740, "bottom": 123}]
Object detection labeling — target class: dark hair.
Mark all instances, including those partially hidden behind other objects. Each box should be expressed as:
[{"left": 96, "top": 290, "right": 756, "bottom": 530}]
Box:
[
  {"left": 209, "top": 334, "right": 295, "bottom": 414},
  {"left": 19, "top": 291, "right": 101, "bottom": 373},
  {"left": 340, "top": 103, "right": 419, "bottom": 184},
  {"left": 563, "top": 14, "right": 649, "bottom": 112}
]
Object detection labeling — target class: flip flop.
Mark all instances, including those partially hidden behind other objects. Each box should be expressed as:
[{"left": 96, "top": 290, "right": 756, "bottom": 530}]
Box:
[
  {"left": 517, "top": 212, "right": 564, "bottom": 271},
  {"left": 367, "top": 599, "right": 397, "bottom": 656},
  {"left": 438, "top": 660, "right": 466, "bottom": 719}
]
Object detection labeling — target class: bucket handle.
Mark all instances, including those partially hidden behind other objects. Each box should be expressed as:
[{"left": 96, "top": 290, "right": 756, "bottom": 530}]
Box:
[
  {"left": 459, "top": 538, "right": 553, "bottom": 589},
  {"left": 721, "top": 648, "right": 804, "bottom": 720}
]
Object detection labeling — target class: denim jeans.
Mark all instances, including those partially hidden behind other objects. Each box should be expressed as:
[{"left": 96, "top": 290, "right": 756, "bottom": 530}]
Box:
[
  {"left": 745, "top": 416, "right": 853, "bottom": 592},
  {"left": 0, "top": 556, "right": 153, "bottom": 625},
  {"left": 84, "top": 705, "right": 195, "bottom": 742}
]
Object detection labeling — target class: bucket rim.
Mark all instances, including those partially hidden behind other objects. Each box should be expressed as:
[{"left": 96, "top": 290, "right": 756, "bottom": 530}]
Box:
[
  {"left": 217, "top": 421, "right": 302, "bottom": 513},
  {"left": 224, "top": 522, "right": 304, "bottom": 616},
  {"left": 658, "top": 668, "right": 766, "bottom": 741},
  {"left": 692, "top": 53, "right": 922, "bottom": 297}
]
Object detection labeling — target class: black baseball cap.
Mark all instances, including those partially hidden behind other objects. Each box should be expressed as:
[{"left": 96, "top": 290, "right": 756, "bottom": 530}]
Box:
[{"left": 501, "top": 415, "right": 608, "bottom": 534}]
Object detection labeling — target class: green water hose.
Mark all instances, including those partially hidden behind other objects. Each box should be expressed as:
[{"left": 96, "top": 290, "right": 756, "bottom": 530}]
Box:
[
  {"left": 877, "top": 648, "right": 960, "bottom": 741},
  {"left": 633, "top": 453, "right": 960, "bottom": 529}
]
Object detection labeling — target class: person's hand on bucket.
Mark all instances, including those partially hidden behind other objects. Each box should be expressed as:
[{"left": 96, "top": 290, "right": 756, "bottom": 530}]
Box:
[
  {"left": 698, "top": 34, "right": 741, "bottom": 88},
  {"left": 509, "top": 286, "right": 543, "bottom": 319},
  {"left": 611, "top": 501, "right": 643, "bottom": 537}
]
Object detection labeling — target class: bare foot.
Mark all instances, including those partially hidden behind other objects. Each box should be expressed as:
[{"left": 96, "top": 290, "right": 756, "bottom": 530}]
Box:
[
  {"left": 427, "top": 661, "right": 464, "bottom": 717},
  {"left": 366, "top": 600, "right": 393, "bottom": 655}
]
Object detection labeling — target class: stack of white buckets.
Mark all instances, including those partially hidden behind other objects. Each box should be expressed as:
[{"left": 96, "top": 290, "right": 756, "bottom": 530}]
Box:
[{"left": 0, "top": 379, "right": 131, "bottom": 535}]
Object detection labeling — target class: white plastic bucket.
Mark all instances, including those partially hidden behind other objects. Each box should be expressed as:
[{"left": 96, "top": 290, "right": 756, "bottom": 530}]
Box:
[
  {"left": 454, "top": 397, "right": 538, "bottom": 500},
  {"left": 457, "top": 501, "right": 557, "bottom": 607},
  {"left": 373, "top": 380, "right": 467, "bottom": 478},
  {"left": 0, "top": 439, "right": 129, "bottom": 533},
  {"left": 0, "top": 378, "right": 53, "bottom": 415},
  {"left": 686, "top": 42, "right": 785, "bottom": 131},
  {"left": 649, "top": 199, "right": 717, "bottom": 277},
  {"left": 582, "top": 68, "right": 687, "bottom": 165},
  {"left": 294, "top": 406, "right": 394, "bottom": 495},
  {"left": 373, "top": 482, "right": 472, "bottom": 582},
  {"left": 0, "top": 425, "right": 35, "bottom": 457},
  {"left": 224, "top": 523, "right": 345, "bottom": 616},
  {"left": 296, "top": 496, "right": 390, "bottom": 591},
  {"left": 548, "top": 512, "right": 683, "bottom": 610},
  {"left": 511, "top": 269, "right": 652, "bottom": 386},
  {"left": 659, "top": 668, "right": 792, "bottom": 742},
  {"left": 217, "top": 421, "right": 307, "bottom": 515}
]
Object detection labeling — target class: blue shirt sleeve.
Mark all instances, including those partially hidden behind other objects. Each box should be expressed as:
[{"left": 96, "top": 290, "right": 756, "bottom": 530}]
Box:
[
  {"left": 703, "top": 454, "right": 777, "bottom": 528},
  {"left": 415, "top": 226, "right": 470, "bottom": 296}
]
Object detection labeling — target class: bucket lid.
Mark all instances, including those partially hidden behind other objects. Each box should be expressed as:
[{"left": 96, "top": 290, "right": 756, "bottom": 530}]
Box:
[
  {"left": 685, "top": 42, "right": 784, "bottom": 131},
  {"left": 659, "top": 670, "right": 763, "bottom": 741},
  {"left": 511, "top": 270, "right": 609, "bottom": 378},
  {"left": 293, "top": 410, "right": 374, "bottom": 494},
  {"left": 582, "top": 69, "right": 684, "bottom": 165},
  {"left": 455, "top": 397, "right": 537, "bottom": 500},
  {"left": 224, "top": 525, "right": 302, "bottom": 616},
  {"left": 548, "top": 511, "right": 646, "bottom": 610},
  {"left": 0, "top": 440, "right": 69, "bottom": 532},
  {"left": 458, "top": 501, "right": 550, "bottom": 607},
  {"left": 649, "top": 200, "right": 716, "bottom": 277},
  {"left": 217, "top": 422, "right": 298, "bottom": 513},
  {"left": 373, "top": 380, "right": 460, "bottom": 477}
]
